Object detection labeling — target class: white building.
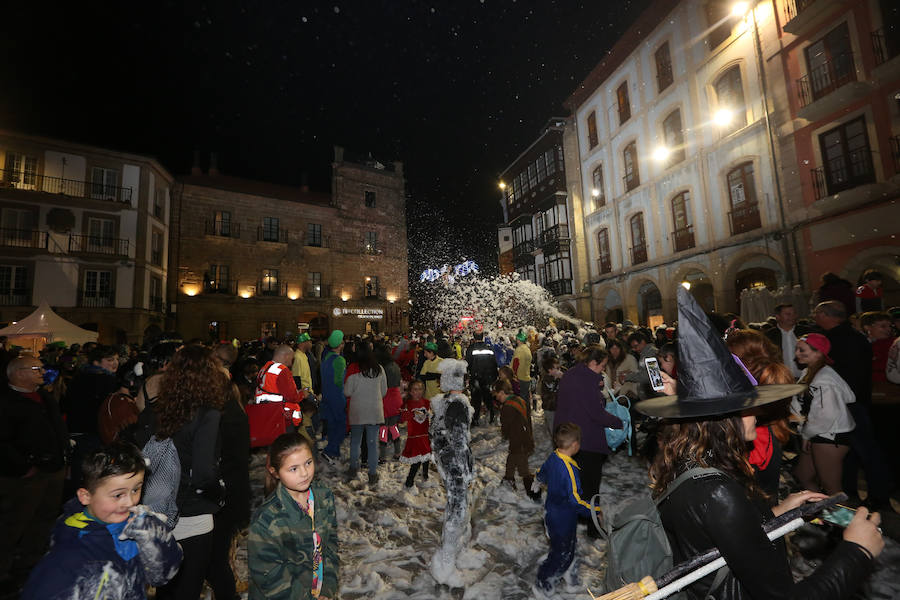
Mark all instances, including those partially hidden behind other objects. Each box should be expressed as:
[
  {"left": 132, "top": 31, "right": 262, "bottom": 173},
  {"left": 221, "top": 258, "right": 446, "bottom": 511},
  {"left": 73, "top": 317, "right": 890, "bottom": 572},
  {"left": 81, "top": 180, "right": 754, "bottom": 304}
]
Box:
[
  {"left": 566, "top": 0, "right": 793, "bottom": 326},
  {"left": 0, "top": 131, "right": 173, "bottom": 343}
]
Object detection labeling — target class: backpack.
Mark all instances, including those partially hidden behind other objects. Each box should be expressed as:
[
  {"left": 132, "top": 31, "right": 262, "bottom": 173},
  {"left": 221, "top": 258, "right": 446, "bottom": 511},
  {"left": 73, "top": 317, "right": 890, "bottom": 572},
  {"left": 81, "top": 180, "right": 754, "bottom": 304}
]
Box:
[
  {"left": 592, "top": 467, "right": 724, "bottom": 598},
  {"left": 604, "top": 389, "right": 632, "bottom": 455},
  {"left": 141, "top": 435, "right": 181, "bottom": 529}
]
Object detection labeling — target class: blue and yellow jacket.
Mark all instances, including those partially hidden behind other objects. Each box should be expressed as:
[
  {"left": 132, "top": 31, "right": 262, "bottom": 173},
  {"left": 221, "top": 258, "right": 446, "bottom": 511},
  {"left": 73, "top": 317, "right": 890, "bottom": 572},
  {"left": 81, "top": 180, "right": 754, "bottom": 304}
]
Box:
[
  {"left": 536, "top": 450, "right": 601, "bottom": 535},
  {"left": 22, "top": 498, "right": 182, "bottom": 600}
]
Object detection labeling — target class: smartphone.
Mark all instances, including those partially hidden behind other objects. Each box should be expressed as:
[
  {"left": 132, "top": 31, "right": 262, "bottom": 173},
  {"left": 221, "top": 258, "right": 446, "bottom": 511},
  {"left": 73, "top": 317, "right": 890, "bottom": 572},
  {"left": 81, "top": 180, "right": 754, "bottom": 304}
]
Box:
[
  {"left": 646, "top": 357, "right": 665, "bottom": 392},
  {"left": 821, "top": 505, "right": 856, "bottom": 527},
  {"left": 43, "top": 367, "right": 60, "bottom": 385}
]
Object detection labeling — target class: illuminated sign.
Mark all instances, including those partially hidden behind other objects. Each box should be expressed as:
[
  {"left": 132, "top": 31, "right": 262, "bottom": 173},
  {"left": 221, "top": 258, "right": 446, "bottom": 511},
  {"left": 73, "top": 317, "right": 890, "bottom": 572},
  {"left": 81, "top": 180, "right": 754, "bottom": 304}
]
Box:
[
  {"left": 332, "top": 307, "right": 384, "bottom": 319},
  {"left": 420, "top": 260, "right": 479, "bottom": 283}
]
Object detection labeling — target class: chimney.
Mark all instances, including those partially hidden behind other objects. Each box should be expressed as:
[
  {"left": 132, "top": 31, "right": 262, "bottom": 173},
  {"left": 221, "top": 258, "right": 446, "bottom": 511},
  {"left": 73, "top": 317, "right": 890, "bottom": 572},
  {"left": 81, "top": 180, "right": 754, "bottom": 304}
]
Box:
[
  {"left": 208, "top": 152, "right": 219, "bottom": 176},
  {"left": 191, "top": 150, "right": 202, "bottom": 176},
  {"left": 300, "top": 172, "right": 309, "bottom": 193}
]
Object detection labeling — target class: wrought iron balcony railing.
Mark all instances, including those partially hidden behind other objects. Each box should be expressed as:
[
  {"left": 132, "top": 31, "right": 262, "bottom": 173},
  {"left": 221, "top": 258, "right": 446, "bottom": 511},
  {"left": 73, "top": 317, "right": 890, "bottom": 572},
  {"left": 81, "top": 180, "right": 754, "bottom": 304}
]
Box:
[
  {"left": 0, "top": 290, "right": 30, "bottom": 306},
  {"left": 797, "top": 52, "right": 857, "bottom": 108},
  {"left": 204, "top": 220, "right": 241, "bottom": 238},
  {"left": 811, "top": 149, "right": 876, "bottom": 200},
  {"left": 257, "top": 280, "right": 288, "bottom": 297},
  {"left": 257, "top": 227, "right": 287, "bottom": 243},
  {"left": 630, "top": 244, "right": 648, "bottom": 265},
  {"left": 149, "top": 296, "right": 165, "bottom": 313},
  {"left": 538, "top": 224, "right": 570, "bottom": 247},
  {"left": 782, "top": 0, "right": 817, "bottom": 23},
  {"left": 203, "top": 279, "right": 238, "bottom": 295},
  {"left": 544, "top": 279, "right": 573, "bottom": 297},
  {"left": 0, "top": 168, "right": 133, "bottom": 204},
  {"left": 728, "top": 203, "right": 762, "bottom": 234},
  {"left": 672, "top": 225, "right": 695, "bottom": 253},
  {"left": 871, "top": 28, "right": 900, "bottom": 66},
  {"left": 598, "top": 255, "right": 612, "bottom": 275},
  {"left": 68, "top": 234, "right": 130, "bottom": 257},
  {"left": 78, "top": 291, "right": 115, "bottom": 308},
  {"left": 0, "top": 228, "right": 48, "bottom": 249}
]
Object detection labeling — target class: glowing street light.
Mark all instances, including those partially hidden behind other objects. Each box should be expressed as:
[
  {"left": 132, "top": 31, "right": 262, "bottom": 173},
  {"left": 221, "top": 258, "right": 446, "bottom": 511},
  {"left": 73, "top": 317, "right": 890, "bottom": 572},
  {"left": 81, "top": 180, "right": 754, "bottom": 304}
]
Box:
[
  {"left": 731, "top": 2, "right": 749, "bottom": 17},
  {"left": 681, "top": 281, "right": 692, "bottom": 290},
  {"left": 652, "top": 145, "right": 671, "bottom": 162},
  {"left": 591, "top": 188, "right": 601, "bottom": 197},
  {"left": 713, "top": 108, "right": 734, "bottom": 127},
  {"left": 498, "top": 181, "right": 507, "bottom": 190}
]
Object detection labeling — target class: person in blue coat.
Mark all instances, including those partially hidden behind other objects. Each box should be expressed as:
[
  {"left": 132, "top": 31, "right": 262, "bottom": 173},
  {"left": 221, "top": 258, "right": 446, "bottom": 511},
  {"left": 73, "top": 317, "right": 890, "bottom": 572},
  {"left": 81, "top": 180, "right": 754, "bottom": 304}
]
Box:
[
  {"left": 533, "top": 422, "right": 602, "bottom": 598},
  {"left": 319, "top": 330, "right": 347, "bottom": 462}
]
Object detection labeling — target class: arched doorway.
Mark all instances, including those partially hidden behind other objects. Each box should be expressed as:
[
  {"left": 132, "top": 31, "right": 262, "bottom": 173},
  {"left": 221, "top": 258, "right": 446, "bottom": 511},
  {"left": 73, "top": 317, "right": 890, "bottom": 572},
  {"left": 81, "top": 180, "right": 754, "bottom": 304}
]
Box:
[
  {"left": 299, "top": 312, "right": 329, "bottom": 340},
  {"left": 681, "top": 269, "right": 715, "bottom": 313},
  {"left": 637, "top": 281, "right": 663, "bottom": 327}
]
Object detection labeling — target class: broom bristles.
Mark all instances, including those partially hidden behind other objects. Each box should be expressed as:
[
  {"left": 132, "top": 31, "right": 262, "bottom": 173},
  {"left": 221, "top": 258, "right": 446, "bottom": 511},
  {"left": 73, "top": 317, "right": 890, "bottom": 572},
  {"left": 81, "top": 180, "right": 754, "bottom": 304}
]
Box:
[{"left": 595, "top": 576, "right": 658, "bottom": 600}]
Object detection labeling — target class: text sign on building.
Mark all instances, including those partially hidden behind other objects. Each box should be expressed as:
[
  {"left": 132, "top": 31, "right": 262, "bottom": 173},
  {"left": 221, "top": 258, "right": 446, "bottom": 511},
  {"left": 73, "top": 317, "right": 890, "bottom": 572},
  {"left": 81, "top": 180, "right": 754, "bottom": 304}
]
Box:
[{"left": 332, "top": 307, "right": 384, "bottom": 319}]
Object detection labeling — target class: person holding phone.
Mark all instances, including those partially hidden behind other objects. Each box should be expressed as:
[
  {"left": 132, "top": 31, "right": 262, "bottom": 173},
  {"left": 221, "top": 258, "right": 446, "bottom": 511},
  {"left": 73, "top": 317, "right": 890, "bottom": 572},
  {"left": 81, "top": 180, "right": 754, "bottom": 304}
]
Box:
[{"left": 790, "top": 333, "right": 856, "bottom": 496}]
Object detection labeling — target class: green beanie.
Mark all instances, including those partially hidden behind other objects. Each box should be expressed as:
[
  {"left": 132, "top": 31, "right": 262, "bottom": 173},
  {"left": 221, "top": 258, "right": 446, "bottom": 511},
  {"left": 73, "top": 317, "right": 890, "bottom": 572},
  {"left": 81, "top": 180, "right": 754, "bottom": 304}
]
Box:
[
  {"left": 297, "top": 333, "right": 311, "bottom": 343},
  {"left": 327, "top": 330, "right": 344, "bottom": 348},
  {"left": 424, "top": 342, "right": 438, "bottom": 352},
  {"left": 516, "top": 331, "right": 528, "bottom": 342}
]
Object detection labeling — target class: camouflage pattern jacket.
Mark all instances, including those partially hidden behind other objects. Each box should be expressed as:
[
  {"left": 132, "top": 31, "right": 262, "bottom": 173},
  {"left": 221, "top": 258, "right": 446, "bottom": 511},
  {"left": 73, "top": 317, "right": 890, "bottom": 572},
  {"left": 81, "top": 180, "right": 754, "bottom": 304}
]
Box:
[{"left": 248, "top": 481, "right": 339, "bottom": 599}]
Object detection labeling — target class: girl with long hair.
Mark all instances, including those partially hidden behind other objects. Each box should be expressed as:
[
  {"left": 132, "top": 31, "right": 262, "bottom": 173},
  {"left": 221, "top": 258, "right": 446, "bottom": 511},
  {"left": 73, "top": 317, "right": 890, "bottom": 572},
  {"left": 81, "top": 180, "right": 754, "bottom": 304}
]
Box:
[
  {"left": 343, "top": 343, "right": 387, "bottom": 485},
  {"left": 604, "top": 339, "right": 638, "bottom": 398},
  {"left": 790, "top": 333, "right": 856, "bottom": 496}
]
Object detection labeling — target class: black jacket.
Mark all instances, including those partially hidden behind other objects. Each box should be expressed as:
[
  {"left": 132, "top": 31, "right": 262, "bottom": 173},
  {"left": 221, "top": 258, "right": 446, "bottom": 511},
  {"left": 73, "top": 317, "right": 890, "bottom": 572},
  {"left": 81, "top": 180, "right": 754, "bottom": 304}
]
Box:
[
  {"left": 173, "top": 407, "right": 223, "bottom": 517},
  {"left": 219, "top": 391, "right": 250, "bottom": 528},
  {"left": 764, "top": 324, "right": 813, "bottom": 349},
  {"left": 465, "top": 341, "right": 499, "bottom": 382},
  {"left": 658, "top": 470, "right": 872, "bottom": 600},
  {"left": 0, "top": 385, "right": 69, "bottom": 477},
  {"left": 824, "top": 322, "right": 872, "bottom": 405},
  {"left": 63, "top": 366, "right": 119, "bottom": 435}
]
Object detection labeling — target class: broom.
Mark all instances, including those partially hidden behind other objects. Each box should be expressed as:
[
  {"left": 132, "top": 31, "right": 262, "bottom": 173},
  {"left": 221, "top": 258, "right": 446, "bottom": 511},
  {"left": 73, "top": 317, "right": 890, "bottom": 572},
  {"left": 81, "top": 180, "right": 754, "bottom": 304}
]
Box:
[{"left": 592, "top": 493, "right": 847, "bottom": 600}]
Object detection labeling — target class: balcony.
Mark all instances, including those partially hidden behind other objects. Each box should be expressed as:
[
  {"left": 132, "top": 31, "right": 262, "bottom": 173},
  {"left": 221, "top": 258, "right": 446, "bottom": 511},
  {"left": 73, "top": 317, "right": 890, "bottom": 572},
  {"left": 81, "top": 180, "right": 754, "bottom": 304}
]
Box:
[
  {"left": 598, "top": 255, "right": 612, "bottom": 275},
  {"left": 203, "top": 279, "right": 238, "bottom": 295},
  {"left": 0, "top": 290, "right": 30, "bottom": 306},
  {"left": 204, "top": 220, "right": 241, "bottom": 238},
  {"left": 797, "top": 53, "right": 857, "bottom": 108},
  {"left": 811, "top": 149, "right": 876, "bottom": 201},
  {"left": 150, "top": 250, "right": 162, "bottom": 266},
  {"left": 782, "top": 0, "right": 847, "bottom": 36},
  {"left": 538, "top": 224, "right": 570, "bottom": 254},
  {"left": 544, "top": 279, "right": 573, "bottom": 297},
  {"left": 623, "top": 172, "right": 640, "bottom": 193},
  {"left": 512, "top": 240, "right": 535, "bottom": 267},
  {"left": 257, "top": 280, "right": 288, "bottom": 297},
  {"left": 672, "top": 225, "right": 695, "bottom": 253},
  {"left": 79, "top": 291, "right": 115, "bottom": 308},
  {"left": 304, "top": 232, "right": 328, "bottom": 248},
  {"left": 68, "top": 234, "right": 130, "bottom": 258},
  {"left": 0, "top": 228, "right": 48, "bottom": 250},
  {"left": 257, "top": 227, "right": 287, "bottom": 243},
  {"left": 362, "top": 286, "right": 385, "bottom": 300},
  {"left": 0, "top": 168, "right": 133, "bottom": 204},
  {"left": 729, "top": 203, "right": 762, "bottom": 234},
  {"left": 630, "top": 244, "right": 648, "bottom": 265},
  {"left": 149, "top": 296, "right": 165, "bottom": 313},
  {"left": 305, "top": 284, "right": 332, "bottom": 299},
  {"left": 362, "top": 242, "right": 379, "bottom": 255}
]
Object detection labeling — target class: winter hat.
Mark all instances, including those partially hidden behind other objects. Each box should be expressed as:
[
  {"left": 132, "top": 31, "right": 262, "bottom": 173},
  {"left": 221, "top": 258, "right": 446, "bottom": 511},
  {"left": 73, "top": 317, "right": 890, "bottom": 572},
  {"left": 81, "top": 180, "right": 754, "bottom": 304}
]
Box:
[
  {"left": 437, "top": 358, "right": 468, "bottom": 392},
  {"left": 797, "top": 333, "right": 834, "bottom": 365},
  {"left": 516, "top": 331, "right": 528, "bottom": 342},
  {"left": 635, "top": 287, "right": 805, "bottom": 419},
  {"left": 297, "top": 333, "right": 311, "bottom": 343},
  {"left": 327, "top": 330, "right": 344, "bottom": 348},
  {"left": 424, "top": 342, "right": 438, "bottom": 352}
]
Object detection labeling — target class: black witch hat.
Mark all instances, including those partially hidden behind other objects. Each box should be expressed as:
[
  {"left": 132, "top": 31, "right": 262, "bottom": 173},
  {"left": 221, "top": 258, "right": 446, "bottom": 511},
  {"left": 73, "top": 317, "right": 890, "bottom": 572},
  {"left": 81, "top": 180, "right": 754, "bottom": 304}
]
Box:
[{"left": 635, "top": 287, "right": 805, "bottom": 419}]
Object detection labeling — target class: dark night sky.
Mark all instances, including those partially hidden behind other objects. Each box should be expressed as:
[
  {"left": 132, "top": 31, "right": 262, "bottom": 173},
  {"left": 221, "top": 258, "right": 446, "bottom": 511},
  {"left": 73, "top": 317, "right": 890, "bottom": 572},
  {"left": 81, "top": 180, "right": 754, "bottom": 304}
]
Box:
[{"left": 1, "top": 0, "right": 651, "bottom": 277}]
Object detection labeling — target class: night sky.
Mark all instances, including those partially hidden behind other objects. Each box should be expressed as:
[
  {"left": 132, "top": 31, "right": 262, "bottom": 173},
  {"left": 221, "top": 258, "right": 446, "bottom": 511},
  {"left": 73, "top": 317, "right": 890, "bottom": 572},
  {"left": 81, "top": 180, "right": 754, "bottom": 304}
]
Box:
[{"left": 1, "top": 0, "right": 651, "bottom": 278}]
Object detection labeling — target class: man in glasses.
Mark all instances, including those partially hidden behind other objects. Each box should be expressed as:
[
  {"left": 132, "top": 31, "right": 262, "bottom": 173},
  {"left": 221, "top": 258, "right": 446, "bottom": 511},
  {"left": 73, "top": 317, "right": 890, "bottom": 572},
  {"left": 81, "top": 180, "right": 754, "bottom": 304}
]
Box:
[{"left": 0, "top": 356, "right": 69, "bottom": 596}]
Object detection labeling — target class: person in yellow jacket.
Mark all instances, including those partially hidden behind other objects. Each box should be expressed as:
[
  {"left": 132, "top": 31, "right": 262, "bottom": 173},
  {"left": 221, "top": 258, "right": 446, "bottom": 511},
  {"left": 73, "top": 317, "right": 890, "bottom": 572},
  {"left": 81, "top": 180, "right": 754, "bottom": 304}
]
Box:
[
  {"left": 512, "top": 330, "right": 533, "bottom": 410},
  {"left": 292, "top": 333, "right": 313, "bottom": 393},
  {"left": 418, "top": 342, "right": 443, "bottom": 399}
]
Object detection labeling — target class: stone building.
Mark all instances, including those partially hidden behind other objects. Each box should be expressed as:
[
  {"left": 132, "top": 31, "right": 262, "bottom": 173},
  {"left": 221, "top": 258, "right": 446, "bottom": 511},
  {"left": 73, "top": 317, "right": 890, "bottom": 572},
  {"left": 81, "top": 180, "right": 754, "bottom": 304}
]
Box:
[
  {"left": 0, "top": 130, "right": 172, "bottom": 343},
  {"left": 170, "top": 147, "right": 409, "bottom": 341}
]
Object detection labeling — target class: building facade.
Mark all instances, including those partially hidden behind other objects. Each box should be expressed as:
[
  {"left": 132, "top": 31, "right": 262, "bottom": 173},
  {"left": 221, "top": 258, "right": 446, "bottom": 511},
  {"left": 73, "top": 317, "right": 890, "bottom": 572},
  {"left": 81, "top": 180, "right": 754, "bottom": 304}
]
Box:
[
  {"left": 770, "top": 0, "right": 900, "bottom": 307},
  {"left": 566, "top": 0, "right": 807, "bottom": 326},
  {"left": 170, "top": 147, "right": 409, "bottom": 340},
  {"left": 498, "top": 118, "right": 591, "bottom": 319},
  {"left": 0, "top": 130, "right": 172, "bottom": 343}
]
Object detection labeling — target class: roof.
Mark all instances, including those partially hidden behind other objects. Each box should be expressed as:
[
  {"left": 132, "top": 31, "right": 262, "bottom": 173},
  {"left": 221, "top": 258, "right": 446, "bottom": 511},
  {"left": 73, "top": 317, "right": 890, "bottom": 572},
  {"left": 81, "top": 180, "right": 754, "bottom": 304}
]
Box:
[
  {"left": 562, "top": 0, "right": 681, "bottom": 112},
  {"left": 178, "top": 173, "right": 333, "bottom": 205}
]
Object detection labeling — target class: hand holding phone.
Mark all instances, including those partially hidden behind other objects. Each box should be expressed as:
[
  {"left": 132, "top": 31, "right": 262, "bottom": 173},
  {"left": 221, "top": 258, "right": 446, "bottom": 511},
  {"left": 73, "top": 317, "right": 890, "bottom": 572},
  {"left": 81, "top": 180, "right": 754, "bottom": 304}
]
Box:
[{"left": 645, "top": 357, "right": 665, "bottom": 392}]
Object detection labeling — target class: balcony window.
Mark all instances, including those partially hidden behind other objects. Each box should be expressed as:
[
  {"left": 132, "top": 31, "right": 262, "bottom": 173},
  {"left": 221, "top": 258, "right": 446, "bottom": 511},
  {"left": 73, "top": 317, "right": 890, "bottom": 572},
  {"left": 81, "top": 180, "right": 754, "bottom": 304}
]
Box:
[
  {"left": 83, "top": 269, "right": 113, "bottom": 307},
  {"left": 364, "top": 231, "right": 378, "bottom": 254},
  {"left": 151, "top": 231, "right": 163, "bottom": 266},
  {"left": 0, "top": 208, "right": 36, "bottom": 246},
  {"left": 206, "top": 265, "right": 230, "bottom": 293},
  {"left": 655, "top": 42, "right": 673, "bottom": 93},
  {"left": 260, "top": 269, "right": 280, "bottom": 296},
  {"left": 872, "top": 27, "right": 900, "bottom": 66},
  {"left": 307, "top": 271, "right": 322, "bottom": 298},
  {"left": 705, "top": 2, "right": 733, "bottom": 50},
  {"left": 0, "top": 265, "right": 28, "bottom": 305},
  {"left": 714, "top": 66, "right": 746, "bottom": 130},
  {"left": 623, "top": 142, "right": 640, "bottom": 192},
  {"left": 536, "top": 154, "right": 547, "bottom": 182},
  {"left": 727, "top": 162, "right": 762, "bottom": 234},
  {"left": 802, "top": 23, "right": 855, "bottom": 105},
  {"left": 545, "top": 149, "right": 556, "bottom": 176},
  {"left": 816, "top": 116, "right": 875, "bottom": 198},
  {"left": 662, "top": 109, "right": 686, "bottom": 165},
  {"left": 671, "top": 191, "right": 695, "bottom": 252},
  {"left": 630, "top": 213, "right": 647, "bottom": 265},
  {"left": 587, "top": 111, "right": 599, "bottom": 149},
  {"left": 527, "top": 163, "right": 538, "bottom": 189},
  {"left": 2, "top": 153, "right": 37, "bottom": 189},
  {"left": 364, "top": 276, "right": 379, "bottom": 298},
  {"left": 87, "top": 217, "right": 114, "bottom": 248},
  {"left": 261, "top": 217, "right": 280, "bottom": 242},
  {"left": 597, "top": 229, "right": 612, "bottom": 274},
  {"left": 307, "top": 223, "right": 322, "bottom": 247},
  {"left": 617, "top": 82, "right": 631, "bottom": 125},
  {"left": 591, "top": 164, "right": 606, "bottom": 209},
  {"left": 91, "top": 167, "right": 120, "bottom": 201},
  {"left": 154, "top": 188, "right": 166, "bottom": 219},
  {"left": 365, "top": 190, "right": 376, "bottom": 208},
  {"left": 149, "top": 276, "right": 163, "bottom": 312},
  {"left": 213, "top": 211, "right": 232, "bottom": 237}
]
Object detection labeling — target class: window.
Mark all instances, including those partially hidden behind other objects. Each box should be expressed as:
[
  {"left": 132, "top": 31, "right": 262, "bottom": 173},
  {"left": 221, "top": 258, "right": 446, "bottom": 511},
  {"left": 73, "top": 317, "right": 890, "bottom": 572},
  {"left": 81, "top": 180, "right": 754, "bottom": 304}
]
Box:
[
  {"left": 597, "top": 229, "right": 612, "bottom": 274},
  {"left": 527, "top": 163, "right": 538, "bottom": 189},
  {"left": 365, "top": 191, "right": 376, "bottom": 208},
  {"left": 149, "top": 276, "right": 163, "bottom": 312},
  {"left": 714, "top": 67, "right": 746, "bottom": 129},
  {"left": 591, "top": 165, "right": 606, "bottom": 209},
  {"left": 83, "top": 269, "right": 113, "bottom": 307},
  {"left": 262, "top": 216, "right": 280, "bottom": 242},
  {"left": 544, "top": 248, "right": 572, "bottom": 282},
  {"left": 364, "top": 276, "right": 379, "bottom": 298},
  {"left": 804, "top": 23, "right": 854, "bottom": 102},
  {"left": 545, "top": 149, "right": 556, "bottom": 176},
  {"left": 260, "top": 322, "right": 277, "bottom": 339},
  {"left": 655, "top": 42, "right": 673, "bottom": 92},
  {"left": 671, "top": 192, "right": 695, "bottom": 251},
  {"left": 727, "top": 162, "right": 762, "bottom": 234},
  {"left": 630, "top": 213, "right": 647, "bottom": 264},
  {"left": 207, "top": 264, "right": 230, "bottom": 293},
  {"left": 151, "top": 230, "right": 163, "bottom": 266},
  {"left": 623, "top": 142, "right": 640, "bottom": 192},
  {"left": 364, "top": 231, "right": 378, "bottom": 254},
  {"left": 818, "top": 116, "right": 875, "bottom": 195},
  {"left": 211, "top": 211, "right": 230, "bottom": 237},
  {"left": 3, "top": 153, "right": 37, "bottom": 189},
  {"left": 307, "top": 271, "right": 322, "bottom": 297},
  {"left": 0, "top": 207, "right": 35, "bottom": 240},
  {"left": 705, "top": 2, "right": 733, "bottom": 50},
  {"left": 587, "top": 111, "right": 599, "bottom": 149},
  {"left": 617, "top": 82, "right": 631, "bottom": 125},
  {"left": 662, "top": 109, "right": 686, "bottom": 164},
  {"left": 536, "top": 154, "right": 547, "bottom": 182},
  {"left": 517, "top": 263, "right": 536, "bottom": 284},
  {"left": 88, "top": 217, "right": 114, "bottom": 247},
  {"left": 154, "top": 188, "right": 166, "bottom": 219},
  {"left": 307, "top": 223, "right": 322, "bottom": 246},
  {"left": 91, "top": 167, "right": 119, "bottom": 200},
  {"left": 260, "top": 268, "right": 280, "bottom": 295},
  {"left": 0, "top": 265, "right": 27, "bottom": 303}
]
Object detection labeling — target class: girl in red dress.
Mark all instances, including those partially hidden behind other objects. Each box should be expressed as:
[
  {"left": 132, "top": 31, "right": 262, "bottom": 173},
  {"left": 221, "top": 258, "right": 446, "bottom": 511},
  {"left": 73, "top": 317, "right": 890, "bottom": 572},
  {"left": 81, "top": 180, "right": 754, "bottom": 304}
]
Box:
[{"left": 400, "top": 380, "right": 432, "bottom": 487}]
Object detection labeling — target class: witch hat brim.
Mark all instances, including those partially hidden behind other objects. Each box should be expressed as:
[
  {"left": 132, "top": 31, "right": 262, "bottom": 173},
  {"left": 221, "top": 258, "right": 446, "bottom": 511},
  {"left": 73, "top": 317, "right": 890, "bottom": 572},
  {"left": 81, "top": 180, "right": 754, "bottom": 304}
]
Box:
[{"left": 635, "top": 287, "right": 806, "bottom": 419}]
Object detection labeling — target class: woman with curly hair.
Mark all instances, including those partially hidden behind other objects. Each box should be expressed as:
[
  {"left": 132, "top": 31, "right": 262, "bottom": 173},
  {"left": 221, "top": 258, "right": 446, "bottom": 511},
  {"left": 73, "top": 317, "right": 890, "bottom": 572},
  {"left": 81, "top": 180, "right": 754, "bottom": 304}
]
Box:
[
  {"left": 155, "top": 345, "right": 228, "bottom": 600},
  {"left": 636, "top": 288, "right": 881, "bottom": 600}
]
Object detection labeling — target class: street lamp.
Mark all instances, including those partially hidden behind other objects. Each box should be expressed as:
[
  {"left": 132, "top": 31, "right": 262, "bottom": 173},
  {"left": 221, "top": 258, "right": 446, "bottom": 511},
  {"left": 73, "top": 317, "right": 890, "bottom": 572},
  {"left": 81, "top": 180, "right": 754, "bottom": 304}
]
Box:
[
  {"left": 498, "top": 181, "right": 506, "bottom": 190},
  {"left": 591, "top": 188, "right": 600, "bottom": 197},
  {"left": 652, "top": 145, "right": 671, "bottom": 162},
  {"left": 713, "top": 108, "right": 734, "bottom": 127},
  {"left": 681, "top": 281, "right": 691, "bottom": 290},
  {"left": 731, "top": 2, "right": 749, "bottom": 16}
]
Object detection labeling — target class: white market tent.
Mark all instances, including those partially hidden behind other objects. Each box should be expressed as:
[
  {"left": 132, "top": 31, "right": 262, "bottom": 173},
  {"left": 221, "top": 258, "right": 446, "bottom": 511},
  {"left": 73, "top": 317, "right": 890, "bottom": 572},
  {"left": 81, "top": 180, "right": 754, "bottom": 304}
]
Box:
[{"left": 0, "top": 301, "right": 98, "bottom": 353}]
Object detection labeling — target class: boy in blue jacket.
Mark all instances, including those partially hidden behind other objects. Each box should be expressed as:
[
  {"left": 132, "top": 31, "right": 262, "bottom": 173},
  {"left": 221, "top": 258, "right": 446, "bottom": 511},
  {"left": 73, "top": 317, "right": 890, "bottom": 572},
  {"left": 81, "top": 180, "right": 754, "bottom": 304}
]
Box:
[
  {"left": 22, "top": 441, "right": 182, "bottom": 600},
  {"left": 533, "top": 422, "right": 602, "bottom": 597}
]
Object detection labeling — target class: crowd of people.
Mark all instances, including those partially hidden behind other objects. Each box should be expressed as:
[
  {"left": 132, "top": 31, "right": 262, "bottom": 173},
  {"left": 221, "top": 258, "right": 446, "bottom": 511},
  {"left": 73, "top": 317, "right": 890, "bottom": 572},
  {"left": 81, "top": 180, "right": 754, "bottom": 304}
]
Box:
[{"left": 0, "top": 281, "right": 898, "bottom": 599}]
